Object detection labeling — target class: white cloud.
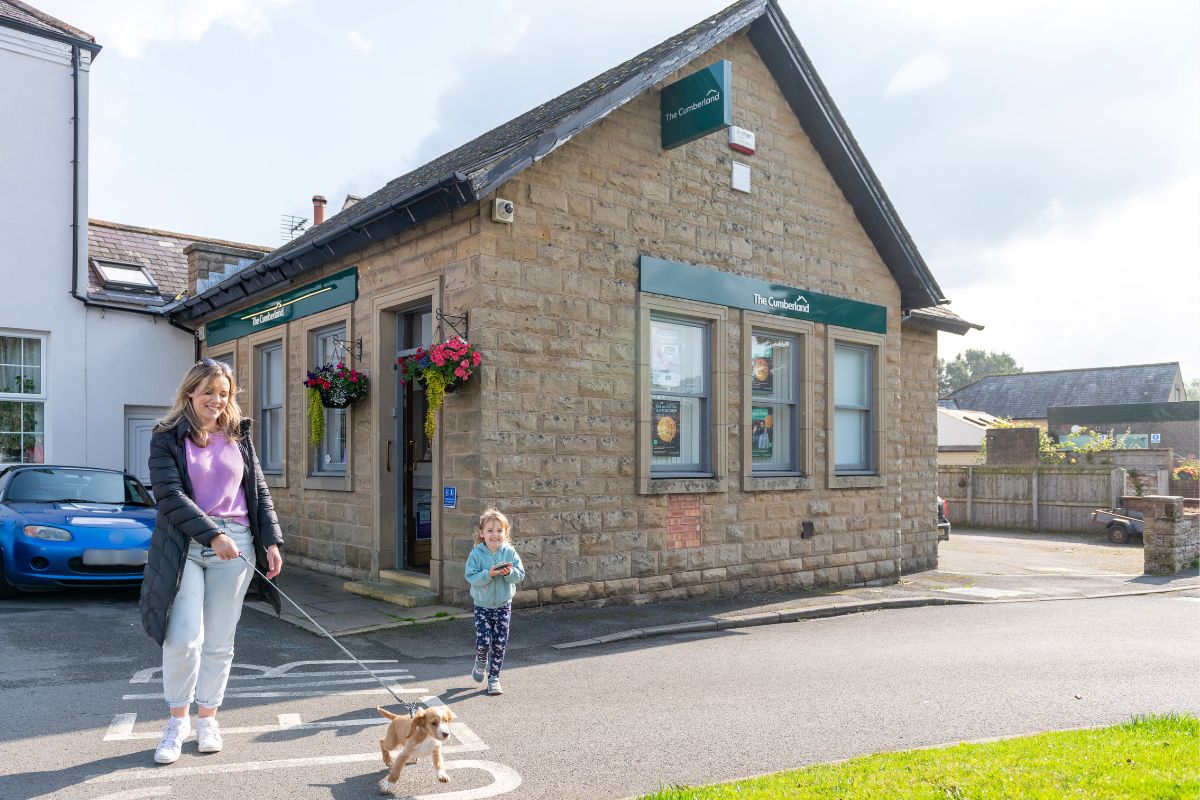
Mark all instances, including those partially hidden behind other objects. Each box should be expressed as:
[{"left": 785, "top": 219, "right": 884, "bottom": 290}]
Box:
[
  {"left": 41, "top": 0, "right": 296, "bottom": 59},
  {"left": 347, "top": 30, "right": 374, "bottom": 53},
  {"left": 938, "top": 176, "right": 1200, "bottom": 380},
  {"left": 885, "top": 53, "right": 950, "bottom": 97}
]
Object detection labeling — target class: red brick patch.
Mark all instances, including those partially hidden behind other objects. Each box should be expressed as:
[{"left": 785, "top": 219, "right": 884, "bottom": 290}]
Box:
[{"left": 666, "top": 495, "right": 701, "bottom": 549}]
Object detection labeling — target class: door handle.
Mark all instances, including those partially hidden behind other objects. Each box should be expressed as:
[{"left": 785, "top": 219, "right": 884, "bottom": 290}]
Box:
[{"left": 386, "top": 440, "right": 392, "bottom": 472}]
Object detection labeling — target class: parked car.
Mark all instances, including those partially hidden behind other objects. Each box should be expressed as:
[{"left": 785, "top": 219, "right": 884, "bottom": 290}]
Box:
[
  {"left": 937, "top": 495, "right": 951, "bottom": 541},
  {"left": 0, "top": 465, "right": 156, "bottom": 597}
]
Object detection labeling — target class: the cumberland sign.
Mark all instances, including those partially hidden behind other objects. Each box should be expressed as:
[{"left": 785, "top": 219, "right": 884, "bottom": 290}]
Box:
[
  {"left": 639, "top": 256, "right": 887, "bottom": 334},
  {"left": 660, "top": 60, "right": 732, "bottom": 150},
  {"left": 203, "top": 267, "right": 359, "bottom": 346}
]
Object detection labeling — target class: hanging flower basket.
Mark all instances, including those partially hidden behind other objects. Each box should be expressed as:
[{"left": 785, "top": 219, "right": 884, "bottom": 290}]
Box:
[
  {"left": 304, "top": 363, "right": 368, "bottom": 444},
  {"left": 397, "top": 337, "right": 481, "bottom": 439}
]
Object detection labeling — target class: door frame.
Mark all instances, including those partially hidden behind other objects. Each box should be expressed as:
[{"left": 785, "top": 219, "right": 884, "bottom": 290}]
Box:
[
  {"left": 124, "top": 407, "right": 166, "bottom": 488},
  {"left": 370, "top": 278, "right": 442, "bottom": 589}
]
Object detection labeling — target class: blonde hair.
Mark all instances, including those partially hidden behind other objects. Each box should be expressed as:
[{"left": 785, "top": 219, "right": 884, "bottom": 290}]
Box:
[
  {"left": 155, "top": 359, "right": 244, "bottom": 446},
  {"left": 473, "top": 507, "right": 512, "bottom": 546}
]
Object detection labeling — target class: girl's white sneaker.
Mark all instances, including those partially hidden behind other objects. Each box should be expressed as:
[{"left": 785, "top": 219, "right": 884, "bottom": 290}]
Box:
[
  {"left": 196, "top": 717, "right": 223, "bottom": 753},
  {"left": 153, "top": 716, "right": 190, "bottom": 764}
]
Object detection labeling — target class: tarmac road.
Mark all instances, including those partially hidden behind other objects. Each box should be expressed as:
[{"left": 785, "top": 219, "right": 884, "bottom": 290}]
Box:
[{"left": 1, "top": 586, "right": 1197, "bottom": 800}]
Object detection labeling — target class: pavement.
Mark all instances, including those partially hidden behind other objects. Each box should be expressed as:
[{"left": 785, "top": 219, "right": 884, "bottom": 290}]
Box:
[{"left": 245, "top": 528, "right": 1200, "bottom": 651}]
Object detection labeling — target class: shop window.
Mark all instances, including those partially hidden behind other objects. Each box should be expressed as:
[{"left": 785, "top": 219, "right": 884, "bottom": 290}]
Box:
[
  {"left": 0, "top": 333, "right": 45, "bottom": 465},
  {"left": 649, "top": 315, "right": 710, "bottom": 475},
  {"left": 257, "top": 341, "right": 283, "bottom": 474},
  {"left": 312, "top": 325, "right": 348, "bottom": 475},
  {"left": 833, "top": 342, "right": 876, "bottom": 475},
  {"left": 750, "top": 330, "right": 800, "bottom": 474}
]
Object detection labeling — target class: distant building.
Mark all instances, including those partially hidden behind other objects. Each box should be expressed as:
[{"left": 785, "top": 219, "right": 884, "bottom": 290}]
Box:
[
  {"left": 940, "top": 362, "right": 1187, "bottom": 428},
  {"left": 937, "top": 407, "right": 1002, "bottom": 466}
]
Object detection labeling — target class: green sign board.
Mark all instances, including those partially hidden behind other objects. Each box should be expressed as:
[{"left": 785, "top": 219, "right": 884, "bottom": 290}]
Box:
[
  {"left": 660, "top": 60, "right": 732, "bottom": 150},
  {"left": 639, "top": 256, "right": 887, "bottom": 334},
  {"left": 204, "top": 267, "right": 359, "bottom": 346}
]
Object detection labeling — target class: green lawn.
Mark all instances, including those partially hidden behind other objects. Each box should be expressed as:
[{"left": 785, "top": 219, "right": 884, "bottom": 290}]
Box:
[{"left": 639, "top": 714, "right": 1199, "bottom": 800}]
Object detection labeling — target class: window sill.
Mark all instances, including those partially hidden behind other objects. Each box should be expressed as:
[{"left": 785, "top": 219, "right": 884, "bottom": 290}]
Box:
[
  {"left": 303, "top": 474, "right": 352, "bottom": 492},
  {"left": 829, "top": 474, "right": 886, "bottom": 490},
  {"left": 744, "top": 474, "right": 812, "bottom": 492},
  {"left": 639, "top": 476, "right": 727, "bottom": 495}
]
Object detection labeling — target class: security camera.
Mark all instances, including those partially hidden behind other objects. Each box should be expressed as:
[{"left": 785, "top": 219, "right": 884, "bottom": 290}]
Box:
[{"left": 492, "top": 198, "right": 515, "bottom": 223}]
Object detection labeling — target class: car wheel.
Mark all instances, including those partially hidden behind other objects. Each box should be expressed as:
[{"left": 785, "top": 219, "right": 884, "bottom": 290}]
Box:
[
  {"left": 0, "top": 557, "right": 21, "bottom": 599},
  {"left": 1107, "top": 523, "right": 1130, "bottom": 545}
]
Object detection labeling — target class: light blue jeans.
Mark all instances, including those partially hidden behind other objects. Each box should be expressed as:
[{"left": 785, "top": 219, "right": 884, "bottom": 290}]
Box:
[{"left": 161, "top": 519, "right": 255, "bottom": 710}]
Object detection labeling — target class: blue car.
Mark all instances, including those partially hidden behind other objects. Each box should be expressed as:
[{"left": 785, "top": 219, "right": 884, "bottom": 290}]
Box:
[{"left": 0, "top": 465, "right": 156, "bottom": 596}]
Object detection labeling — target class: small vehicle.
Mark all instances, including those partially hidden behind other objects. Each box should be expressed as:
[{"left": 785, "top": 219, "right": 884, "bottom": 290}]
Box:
[
  {"left": 1091, "top": 507, "right": 1144, "bottom": 545},
  {"left": 937, "top": 495, "right": 951, "bottom": 541},
  {"left": 0, "top": 465, "right": 156, "bottom": 597}
]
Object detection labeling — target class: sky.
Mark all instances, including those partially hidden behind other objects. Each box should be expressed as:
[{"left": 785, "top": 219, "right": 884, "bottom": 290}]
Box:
[{"left": 35, "top": 0, "right": 1200, "bottom": 383}]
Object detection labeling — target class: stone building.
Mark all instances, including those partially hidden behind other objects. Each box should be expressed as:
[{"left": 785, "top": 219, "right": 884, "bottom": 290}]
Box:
[{"left": 166, "top": 0, "right": 976, "bottom": 607}]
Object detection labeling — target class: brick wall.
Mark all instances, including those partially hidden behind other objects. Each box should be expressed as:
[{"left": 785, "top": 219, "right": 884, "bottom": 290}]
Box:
[
  {"left": 900, "top": 323, "right": 939, "bottom": 572},
  {"left": 1140, "top": 496, "right": 1200, "bottom": 575},
  {"left": 442, "top": 32, "right": 908, "bottom": 607},
  {"left": 985, "top": 428, "right": 1040, "bottom": 465}
]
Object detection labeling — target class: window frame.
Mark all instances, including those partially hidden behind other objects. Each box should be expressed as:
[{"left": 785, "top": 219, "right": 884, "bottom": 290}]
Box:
[
  {"left": 0, "top": 331, "right": 48, "bottom": 466},
  {"left": 826, "top": 326, "right": 886, "bottom": 489},
  {"left": 741, "top": 312, "right": 813, "bottom": 491},
  {"left": 299, "top": 305, "right": 354, "bottom": 492},
  {"left": 312, "top": 324, "right": 349, "bottom": 477},
  {"left": 251, "top": 335, "right": 286, "bottom": 480},
  {"left": 636, "top": 293, "right": 727, "bottom": 495}
]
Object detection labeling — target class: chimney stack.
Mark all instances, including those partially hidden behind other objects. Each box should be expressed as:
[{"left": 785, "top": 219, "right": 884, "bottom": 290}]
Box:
[{"left": 312, "top": 195, "right": 327, "bottom": 227}]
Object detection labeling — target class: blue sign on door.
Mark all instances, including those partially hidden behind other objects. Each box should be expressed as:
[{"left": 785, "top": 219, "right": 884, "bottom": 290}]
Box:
[{"left": 443, "top": 486, "right": 457, "bottom": 509}]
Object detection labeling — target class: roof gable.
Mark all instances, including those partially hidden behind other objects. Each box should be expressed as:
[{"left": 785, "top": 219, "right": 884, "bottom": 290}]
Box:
[
  {"left": 172, "top": 0, "right": 945, "bottom": 322},
  {"left": 942, "top": 363, "right": 1184, "bottom": 420},
  {"left": 0, "top": 0, "right": 98, "bottom": 50}
]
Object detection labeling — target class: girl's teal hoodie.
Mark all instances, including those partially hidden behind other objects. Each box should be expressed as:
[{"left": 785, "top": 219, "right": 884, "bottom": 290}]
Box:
[{"left": 464, "top": 542, "right": 525, "bottom": 608}]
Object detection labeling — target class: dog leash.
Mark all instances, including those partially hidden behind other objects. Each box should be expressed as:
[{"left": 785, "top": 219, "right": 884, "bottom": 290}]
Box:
[{"left": 237, "top": 553, "right": 416, "bottom": 718}]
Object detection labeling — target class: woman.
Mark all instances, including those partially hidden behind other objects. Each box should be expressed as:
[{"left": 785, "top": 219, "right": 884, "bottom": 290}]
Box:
[{"left": 139, "top": 358, "right": 283, "bottom": 765}]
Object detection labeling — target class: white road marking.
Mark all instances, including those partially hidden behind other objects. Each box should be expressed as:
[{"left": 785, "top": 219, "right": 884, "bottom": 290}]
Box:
[
  {"left": 937, "top": 587, "right": 1031, "bottom": 599},
  {"left": 405, "top": 760, "right": 522, "bottom": 799},
  {"left": 1176, "top": 596, "right": 1200, "bottom": 602},
  {"left": 278, "top": 713, "right": 302, "bottom": 728},
  {"left": 129, "top": 660, "right": 407, "bottom": 683},
  {"left": 105, "top": 713, "right": 138, "bottom": 740},
  {"left": 86, "top": 788, "right": 172, "bottom": 800},
  {"left": 122, "top": 685, "right": 427, "bottom": 700},
  {"left": 419, "top": 695, "right": 488, "bottom": 753}
]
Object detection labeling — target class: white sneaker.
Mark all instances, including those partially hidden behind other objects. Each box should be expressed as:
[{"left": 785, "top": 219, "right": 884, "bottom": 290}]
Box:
[
  {"left": 196, "top": 716, "right": 223, "bottom": 753},
  {"left": 154, "top": 716, "right": 191, "bottom": 764}
]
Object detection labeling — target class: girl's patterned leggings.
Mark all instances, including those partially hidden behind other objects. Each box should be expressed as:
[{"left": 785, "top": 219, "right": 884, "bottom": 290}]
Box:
[{"left": 473, "top": 603, "right": 511, "bottom": 679}]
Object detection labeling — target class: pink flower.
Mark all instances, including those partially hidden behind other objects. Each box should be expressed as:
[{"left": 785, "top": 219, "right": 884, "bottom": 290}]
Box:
[{"left": 472, "top": 351, "right": 481, "bottom": 366}]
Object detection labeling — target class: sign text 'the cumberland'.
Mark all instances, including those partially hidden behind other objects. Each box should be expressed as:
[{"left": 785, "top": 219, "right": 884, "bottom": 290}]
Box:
[{"left": 660, "top": 60, "right": 732, "bottom": 150}]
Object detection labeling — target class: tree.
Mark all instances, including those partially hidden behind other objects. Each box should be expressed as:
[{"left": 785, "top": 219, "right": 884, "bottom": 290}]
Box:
[
  {"left": 938, "top": 349, "right": 1023, "bottom": 396},
  {"left": 1186, "top": 377, "right": 1200, "bottom": 401}
]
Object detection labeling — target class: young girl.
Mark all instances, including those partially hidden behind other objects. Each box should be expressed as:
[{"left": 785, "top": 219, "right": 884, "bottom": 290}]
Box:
[
  {"left": 464, "top": 508, "right": 525, "bottom": 696},
  {"left": 139, "top": 359, "right": 283, "bottom": 764}
]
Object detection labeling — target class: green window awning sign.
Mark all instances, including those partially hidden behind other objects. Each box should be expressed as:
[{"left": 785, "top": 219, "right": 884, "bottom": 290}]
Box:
[
  {"left": 202, "top": 267, "right": 358, "bottom": 346},
  {"left": 639, "top": 256, "right": 887, "bottom": 334},
  {"left": 661, "top": 60, "right": 732, "bottom": 150}
]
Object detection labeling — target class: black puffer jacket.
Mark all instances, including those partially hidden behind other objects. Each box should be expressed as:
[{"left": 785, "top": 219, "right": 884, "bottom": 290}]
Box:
[{"left": 139, "top": 418, "right": 283, "bottom": 645}]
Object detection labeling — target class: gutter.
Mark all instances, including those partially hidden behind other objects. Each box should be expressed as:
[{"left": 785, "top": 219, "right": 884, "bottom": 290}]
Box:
[
  {"left": 66, "top": 45, "right": 199, "bottom": 359},
  {"left": 171, "top": 172, "right": 475, "bottom": 324}
]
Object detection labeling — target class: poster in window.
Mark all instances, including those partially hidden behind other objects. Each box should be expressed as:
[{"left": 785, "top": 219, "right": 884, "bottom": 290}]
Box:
[
  {"left": 651, "top": 326, "right": 682, "bottom": 390},
  {"left": 652, "top": 398, "right": 682, "bottom": 457},
  {"left": 751, "top": 406, "right": 773, "bottom": 459},
  {"left": 751, "top": 342, "right": 774, "bottom": 393}
]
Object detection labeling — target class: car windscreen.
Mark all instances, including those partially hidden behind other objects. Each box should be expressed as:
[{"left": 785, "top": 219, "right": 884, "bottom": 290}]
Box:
[{"left": 4, "top": 469, "right": 155, "bottom": 506}]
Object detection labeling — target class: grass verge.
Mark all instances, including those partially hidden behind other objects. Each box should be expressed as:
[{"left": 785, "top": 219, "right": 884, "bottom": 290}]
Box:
[{"left": 639, "top": 714, "right": 1199, "bottom": 800}]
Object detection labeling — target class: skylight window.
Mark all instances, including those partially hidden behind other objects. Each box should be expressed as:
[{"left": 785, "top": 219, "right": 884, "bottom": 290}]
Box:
[{"left": 93, "top": 260, "right": 158, "bottom": 292}]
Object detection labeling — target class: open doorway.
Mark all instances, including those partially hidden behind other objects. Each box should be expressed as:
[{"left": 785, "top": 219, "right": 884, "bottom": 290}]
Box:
[{"left": 395, "top": 306, "right": 433, "bottom": 572}]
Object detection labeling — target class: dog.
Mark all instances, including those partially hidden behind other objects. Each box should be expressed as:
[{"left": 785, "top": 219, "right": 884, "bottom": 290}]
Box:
[{"left": 376, "top": 705, "right": 457, "bottom": 793}]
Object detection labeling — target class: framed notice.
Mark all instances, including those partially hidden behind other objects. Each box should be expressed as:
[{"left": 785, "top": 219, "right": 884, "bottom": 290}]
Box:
[
  {"left": 651, "top": 326, "right": 682, "bottom": 390},
  {"left": 751, "top": 406, "right": 773, "bottom": 459},
  {"left": 652, "top": 398, "right": 682, "bottom": 457},
  {"left": 751, "top": 342, "right": 774, "bottom": 393}
]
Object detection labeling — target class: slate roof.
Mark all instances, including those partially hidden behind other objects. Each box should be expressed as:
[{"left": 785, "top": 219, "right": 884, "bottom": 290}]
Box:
[
  {"left": 940, "top": 363, "right": 1184, "bottom": 420},
  {"left": 88, "top": 219, "right": 268, "bottom": 306},
  {"left": 170, "top": 0, "right": 948, "bottom": 323},
  {"left": 0, "top": 0, "right": 97, "bottom": 48},
  {"left": 905, "top": 305, "right": 983, "bottom": 335}
]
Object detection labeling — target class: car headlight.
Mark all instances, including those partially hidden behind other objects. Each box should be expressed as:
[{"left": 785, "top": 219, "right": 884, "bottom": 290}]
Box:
[{"left": 23, "top": 525, "right": 74, "bottom": 542}]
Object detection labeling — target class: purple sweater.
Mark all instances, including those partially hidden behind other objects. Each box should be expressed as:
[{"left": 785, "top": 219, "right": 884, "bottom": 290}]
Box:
[{"left": 184, "top": 431, "right": 250, "bottom": 527}]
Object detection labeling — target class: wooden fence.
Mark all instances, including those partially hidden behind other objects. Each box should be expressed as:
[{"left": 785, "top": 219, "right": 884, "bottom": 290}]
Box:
[{"left": 938, "top": 466, "right": 1125, "bottom": 532}]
